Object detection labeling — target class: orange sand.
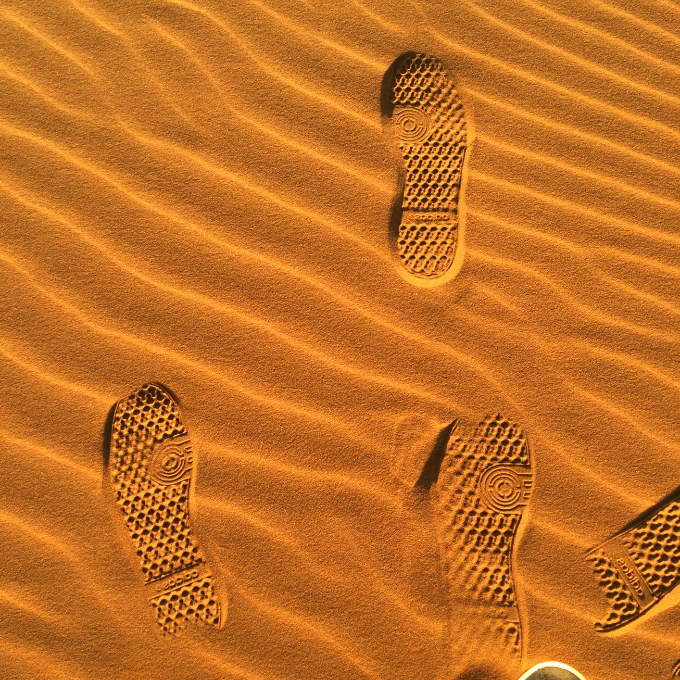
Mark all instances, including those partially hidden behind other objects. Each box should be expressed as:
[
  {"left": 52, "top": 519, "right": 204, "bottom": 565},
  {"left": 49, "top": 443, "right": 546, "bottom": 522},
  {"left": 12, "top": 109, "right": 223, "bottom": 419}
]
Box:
[{"left": 0, "top": 0, "right": 678, "bottom": 678}]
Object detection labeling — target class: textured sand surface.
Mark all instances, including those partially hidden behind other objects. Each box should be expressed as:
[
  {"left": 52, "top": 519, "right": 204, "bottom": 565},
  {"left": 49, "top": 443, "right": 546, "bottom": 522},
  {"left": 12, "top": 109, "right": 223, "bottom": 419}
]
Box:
[{"left": 0, "top": 0, "right": 678, "bottom": 678}]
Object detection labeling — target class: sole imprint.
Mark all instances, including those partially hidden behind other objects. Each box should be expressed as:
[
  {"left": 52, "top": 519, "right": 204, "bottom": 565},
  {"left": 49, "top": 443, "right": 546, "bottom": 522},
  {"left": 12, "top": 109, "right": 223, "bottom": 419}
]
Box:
[
  {"left": 108, "top": 383, "right": 224, "bottom": 636},
  {"left": 432, "top": 414, "right": 533, "bottom": 660},
  {"left": 383, "top": 52, "right": 470, "bottom": 286},
  {"left": 588, "top": 492, "right": 680, "bottom": 632}
]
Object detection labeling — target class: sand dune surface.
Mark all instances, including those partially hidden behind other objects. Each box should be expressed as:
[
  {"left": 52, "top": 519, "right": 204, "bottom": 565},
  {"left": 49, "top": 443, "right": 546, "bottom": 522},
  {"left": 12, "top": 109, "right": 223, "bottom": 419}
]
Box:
[{"left": 0, "top": 0, "right": 678, "bottom": 678}]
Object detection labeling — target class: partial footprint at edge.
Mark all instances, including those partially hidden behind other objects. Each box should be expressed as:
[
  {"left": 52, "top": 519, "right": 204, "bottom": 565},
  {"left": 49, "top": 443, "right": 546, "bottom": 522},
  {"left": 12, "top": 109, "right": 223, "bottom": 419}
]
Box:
[
  {"left": 108, "top": 383, "right": 224, "bottom": 636},
  {"left": 432, "top": 415, "right": 534, "bottom": 667},
  {"left": 588, "top": 488, "right": 680, "bottom": 632},
  {"left": 382, "top": 52, "right": 471, "bottom": 286},
  {"left": 672, "top": 659, "right": 680, "bottom": 678}
]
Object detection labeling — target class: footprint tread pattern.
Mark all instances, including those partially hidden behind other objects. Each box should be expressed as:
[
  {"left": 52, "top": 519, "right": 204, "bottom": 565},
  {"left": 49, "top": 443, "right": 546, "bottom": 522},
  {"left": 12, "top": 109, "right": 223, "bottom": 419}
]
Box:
[
  {"left": 432, "top": 414, "right": 532, "bottom": 658},
  {"left": 389, "top": 53, "right": 468, "bottom": 281},
  {"left": 109, "top": 383, "right": 222, "bottom": 636},
  {"left": 589, "top": 498, "right": 680, "bottom": 631}
]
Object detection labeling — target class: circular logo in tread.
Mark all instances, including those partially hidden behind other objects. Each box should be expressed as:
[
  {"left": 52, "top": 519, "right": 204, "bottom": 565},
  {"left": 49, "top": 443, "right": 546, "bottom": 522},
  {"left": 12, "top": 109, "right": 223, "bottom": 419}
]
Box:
[
  {"left": 393, "top": 106, "right": 430, "bottom": 143},
  {"left": 149, "top": 438, "right": 193, "bottom": 485},
  {"left": 479, "top": 464, "right": 532, "bottom": 514}
]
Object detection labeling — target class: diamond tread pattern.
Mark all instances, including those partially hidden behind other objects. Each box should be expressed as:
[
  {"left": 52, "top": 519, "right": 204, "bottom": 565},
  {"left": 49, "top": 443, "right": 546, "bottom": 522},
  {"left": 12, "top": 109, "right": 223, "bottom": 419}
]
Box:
[
  {"left": 109, "top": 383, "right": 222, "bottom": 636},
  {"left": 390, "top": 53, "right": 468, "bottom": 281},
  {"left": 432, "top": 415, "right": 532, "bottom": 658},
  {"left": 589, "top": 498, "right": 680, "bottom": 631}
]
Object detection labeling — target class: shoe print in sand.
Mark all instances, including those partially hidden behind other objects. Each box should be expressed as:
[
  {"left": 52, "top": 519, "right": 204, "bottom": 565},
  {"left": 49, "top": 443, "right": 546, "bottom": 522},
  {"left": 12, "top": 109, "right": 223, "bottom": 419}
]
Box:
[
  {"left": 383, "top": 52, "right": 471, "bottom": 286},
  {"left": 108, "top": 383, "right": 224, "bottom": 636},
  {"left": 431, "top": 414, "right": 533, "bottom": 664},
  {"left": 589, "top": 490, "right": 680, "bottom": 632}
]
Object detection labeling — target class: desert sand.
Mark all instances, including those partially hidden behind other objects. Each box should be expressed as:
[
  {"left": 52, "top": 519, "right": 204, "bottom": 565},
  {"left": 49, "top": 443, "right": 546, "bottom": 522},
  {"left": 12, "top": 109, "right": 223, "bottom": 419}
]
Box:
[{"left": 0, "top": 0, "right": 678, "bottom": 678}]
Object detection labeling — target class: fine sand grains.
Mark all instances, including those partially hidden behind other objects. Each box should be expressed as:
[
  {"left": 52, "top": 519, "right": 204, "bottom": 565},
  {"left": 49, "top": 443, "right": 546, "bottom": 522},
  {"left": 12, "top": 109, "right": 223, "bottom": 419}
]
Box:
[{"left": 0, "top": 0, "right": 678, "bottom": 679}]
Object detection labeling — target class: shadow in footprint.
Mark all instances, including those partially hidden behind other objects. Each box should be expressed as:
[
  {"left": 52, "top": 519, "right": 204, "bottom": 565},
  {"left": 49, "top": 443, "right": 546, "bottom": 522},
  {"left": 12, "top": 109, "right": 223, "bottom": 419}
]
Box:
[
  {"left": 379, "top": 51, "right": 417, "bottom": 249},
  {"left": 101, "top": 400, "right": 116, "bottom": 475},
  {"left": 414, "top": 419, "right": 457, "bottom": 491}
]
